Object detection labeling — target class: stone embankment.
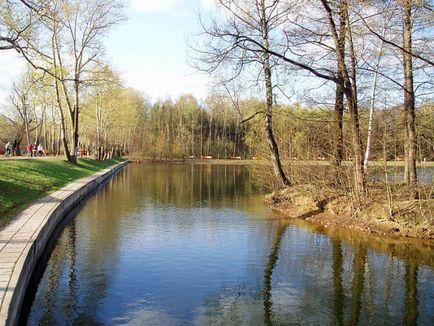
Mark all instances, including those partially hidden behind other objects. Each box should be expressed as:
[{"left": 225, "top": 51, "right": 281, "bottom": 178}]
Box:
[{"left": 0, "top": 161, "right": 128, "bottom": 326}]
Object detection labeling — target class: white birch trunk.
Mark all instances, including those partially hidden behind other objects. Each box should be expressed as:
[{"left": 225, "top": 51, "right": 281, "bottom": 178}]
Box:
[{"left": 363, "top": 39, "right": 385, "bottom": 175}]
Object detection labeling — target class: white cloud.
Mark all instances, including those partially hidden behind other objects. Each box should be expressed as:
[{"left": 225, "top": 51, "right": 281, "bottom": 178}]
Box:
[
  {"left": 130, "top": 0, "right": 218, "bottom": 13},
  {"left": 110, "top": 306, "right": 180, "bottom": 326},
  {"left": 115, "top": 53, "right": 209, "bottom": 102},
  {"left": 130, "top": 0, "right": 180, "bottom": 13},
  {"left": 199, "top": 0, "right": 218, "bottom": 10},
  {"left": 0, "top": 52, "right": 26, "bottom": 110}
]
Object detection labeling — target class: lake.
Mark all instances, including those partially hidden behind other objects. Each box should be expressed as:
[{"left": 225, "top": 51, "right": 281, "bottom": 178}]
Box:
[{"left": 23, "top": 163, "right": 434, "bottom": 325}]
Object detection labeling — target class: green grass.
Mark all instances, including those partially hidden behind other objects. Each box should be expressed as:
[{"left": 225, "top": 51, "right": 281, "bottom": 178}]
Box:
[{"left": 0, "top": 157, "right": 123, "bottom": 229}]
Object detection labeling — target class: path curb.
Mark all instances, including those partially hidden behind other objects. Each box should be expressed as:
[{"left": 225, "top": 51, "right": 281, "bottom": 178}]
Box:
[{"left": 0, "top": 160, "right": 128, "bottom": 326}]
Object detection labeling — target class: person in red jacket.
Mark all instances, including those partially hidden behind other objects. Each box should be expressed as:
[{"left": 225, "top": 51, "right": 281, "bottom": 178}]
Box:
[{"left": 27, "top": 143, "right": 33, "bottom": 157}]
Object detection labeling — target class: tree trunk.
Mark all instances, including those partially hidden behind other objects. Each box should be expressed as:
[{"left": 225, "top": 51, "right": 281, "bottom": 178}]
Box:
[
  {"left": 345, "top": 2, "right": 366, "bottom": 197},
  {"left": 43, "top": 109, "right": 48, "bottom": 150},
  {"left": 334, "top": 75, "right": 345, "bottom": 170},
  {"left": 60, "top": 111, "right": 71, "bottom": 161},
  {"left": 96, "top": 93, "right": 101, "bottom": 160},
  {"left": 332, "top": 2, "right": 346, "bottom": 172},
  {"left": 208, "top": 109, "right": 212, "bottom": 155},
  {"left": 364, "top": 39, "right": 385, "bottom": 175},
  {"left": 322, "top": 0, "right": 365, "bottom": 196},
  {"left": 345, "top": 85, "right": 366, "bottom": 198},
  {"left": 404, "top": 132, "right": 409, "bottom": 182},
  {"left": 260, "top": 0, "right": 291, "bottom": 187},
  {"left": 51, "top": 123, "right": 56, "bottom": 155},
  {"left": 57, "top": 125, "right": 61, "bottom": 156},
  {"left": 54, "top": 75, "right": 72, "bottom": 162},
  {"left": 13, "top": 137, "right": 22, "bottom": 156},
  {"left": 191, "top": 115, "right": 195, "bottom": 157},
  {"left": 403, "top": 0, "right": 418, "bottom": 198},
  {"left": 72, "top": 79, "right": 80, "bottom": 163},
  {"left": 51, "top": 16, "right": 73, "bottom": 163},
  {"left": 23, "top": 103, "right": 30, "bottom": 147}
]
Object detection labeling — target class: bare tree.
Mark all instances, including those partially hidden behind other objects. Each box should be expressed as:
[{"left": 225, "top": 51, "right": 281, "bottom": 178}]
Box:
[
  {"left": 10, "top": 78, "right": 32, "bottom": 147},
  {"left": 358, "top": 0, "right": 433, "bottom": 197},
  {"left": 320, "top": 0, "right": 366, "bottom": 198},
  {"left": 332, "top": 0, "right": 347, "bottom": 172},
  {"left": 1, "top": 0, "right": 123, "bottom": 163},
  {"left": 363, "top": 35, "right": 387, "bottom": 176},
  {"left": 1, "top": 80, "right": 40, "bottom": 155},
  {"left": 195, "top": 0, "right": 292, "bottom": 187},
  {"left": 402, "top": 0, "right": 418, "bottom": 197},
  {"left": 47, "top": 0, "right": 123, "bottom": 162}
]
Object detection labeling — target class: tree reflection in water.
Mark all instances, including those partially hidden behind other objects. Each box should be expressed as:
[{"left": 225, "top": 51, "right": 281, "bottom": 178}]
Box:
[
  {"left": 350, "top": 244, "right": 367, "bottom": 325},
  {"left": 261, "top": 224, "right": 425, "bottom": 325},
  {"left": 332, "top": 239, "right": 344, "bottom": 326},
  {"left": 65, "top": 223, "right": 78, "bottom": 321},
  {"left": 404, "top": 261, "right": 418, "bottom": 326},
  {"left": 263, "top": 223, "right": 290, "bottom": 326},
  {"left": 23, "top": 164, "right": 432, "bottom": 325}
]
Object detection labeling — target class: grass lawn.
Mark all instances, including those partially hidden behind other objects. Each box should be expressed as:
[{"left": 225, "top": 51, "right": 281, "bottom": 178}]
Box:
[{"left": 0, "top": 157, "right": 123, "bottom": 229}]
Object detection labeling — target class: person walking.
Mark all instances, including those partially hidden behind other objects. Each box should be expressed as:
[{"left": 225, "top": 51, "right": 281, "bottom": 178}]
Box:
[
  {"left": 4, "top": 142, "right": 11, "bottom": 157},
  {"left": 27, "top": 143, "right": 33, "bottom": 157},
  {"left": 37, "top": 143, "right": 45, "bottom": 157}
]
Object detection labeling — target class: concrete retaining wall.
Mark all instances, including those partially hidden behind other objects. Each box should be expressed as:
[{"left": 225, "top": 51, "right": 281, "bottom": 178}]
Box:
[{"left": 0, "top": 161, "right": 128, "bottom": 326}]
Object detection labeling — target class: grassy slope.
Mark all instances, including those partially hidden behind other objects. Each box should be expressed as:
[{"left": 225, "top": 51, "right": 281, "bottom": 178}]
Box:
[{"left": 0, "top": 157, "right": 122, "bottom": 228}]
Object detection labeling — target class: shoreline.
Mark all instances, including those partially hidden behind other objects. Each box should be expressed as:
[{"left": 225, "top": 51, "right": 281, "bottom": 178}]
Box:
[
  {"left": 0, "top": 161, "right": 128, "bottom": 326},
  {"left": 126, "top": 157, "right": 253, "bottom": 165},
  {"left": 124, "top": 157, "right": 434, "bottom": 167},
  {"left": 0, "top": 158, "right": 124, "bottom": 229},
  {"left": 270, "top": 205, "right": 433, "bottom": 239},
  {"left": 269, "top": 198, "right": 434, "bottom": 240}
]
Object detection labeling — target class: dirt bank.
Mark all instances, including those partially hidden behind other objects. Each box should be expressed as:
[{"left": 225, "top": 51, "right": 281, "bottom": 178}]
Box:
[{"left": 267, "top": 185, "right": 434, "bottom": 239}]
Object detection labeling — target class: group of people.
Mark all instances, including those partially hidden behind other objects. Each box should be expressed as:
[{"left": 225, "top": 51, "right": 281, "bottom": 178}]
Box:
[
  {"left": 3, "top": 141, "right": 46, "bottom": 157},
  {"left": 27, "top": 142, "right": 46, "bottom": 157}
]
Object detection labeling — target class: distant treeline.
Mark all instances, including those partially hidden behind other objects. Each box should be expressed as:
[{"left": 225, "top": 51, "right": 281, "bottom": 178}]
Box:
[
  {"left": 129, "top": 96, "right": 433, "bottom": 163},
  {"left": 2, "top": 79, "right": 432, "bottom": 164},
  {"left": 131, "top": 95, "right": 249, "bottom": 160}
]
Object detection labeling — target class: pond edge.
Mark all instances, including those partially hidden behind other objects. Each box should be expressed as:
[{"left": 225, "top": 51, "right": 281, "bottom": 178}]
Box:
[{"left": 0, "top": 160, "right": 129, "bottom": 326}]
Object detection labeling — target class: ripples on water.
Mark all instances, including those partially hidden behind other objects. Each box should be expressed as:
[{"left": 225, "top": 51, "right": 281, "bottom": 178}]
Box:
[{"left": 24, "top": 164, "right": 434, "bottom": 325}]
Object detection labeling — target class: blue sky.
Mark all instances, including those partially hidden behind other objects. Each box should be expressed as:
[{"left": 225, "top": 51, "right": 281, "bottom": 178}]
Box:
[
  {"left": 0, "top": 0, "right": 216, "bottom": 106},
  {"left": 104, "top": 0, "right": 216, "bottom": 101}
]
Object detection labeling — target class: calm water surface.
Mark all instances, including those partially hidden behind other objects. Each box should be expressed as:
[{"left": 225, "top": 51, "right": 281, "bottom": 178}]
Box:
[
  {"left": 371, "top": 166, "right": 434, "bottom": 184},
  {"left": 24, "top": 164, "right": 434, "bottom": 325}
]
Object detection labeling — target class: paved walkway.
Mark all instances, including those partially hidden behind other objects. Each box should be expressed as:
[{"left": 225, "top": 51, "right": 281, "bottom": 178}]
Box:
[{"left": 0, "top": 161, "right": 127, "bottom": 325}]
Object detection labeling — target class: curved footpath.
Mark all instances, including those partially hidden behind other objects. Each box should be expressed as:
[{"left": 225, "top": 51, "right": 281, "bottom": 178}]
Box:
[{"left": 0, "top": 161, "right": 128, "bottom": 326}]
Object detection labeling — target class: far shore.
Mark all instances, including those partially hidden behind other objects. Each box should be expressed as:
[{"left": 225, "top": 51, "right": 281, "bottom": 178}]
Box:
[{"left": 126, "top": 157, "right": 434, "bottom": 167}]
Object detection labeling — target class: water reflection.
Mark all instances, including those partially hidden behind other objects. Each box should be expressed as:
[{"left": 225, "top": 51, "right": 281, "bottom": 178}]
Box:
[
  {"left": 261, "top": 224, "right": 432, "bottom": 325},
  {"left": 332, "top": 239, "right": 344, "bottom": 326},
  {"left": 65, "top": 223, "right": 77, "bottom": 322},
  {"left": 263, "top": 223, "right": 289, "bottom": 326},
  {"left": 405, "top": 262, "right": 418, "bottom": 326},
  {"left": 24, "top": 164, "right": 434, "bottom": 325},
  {"left": 350, "top": 244, "right": 366, "bottom": 325}
]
